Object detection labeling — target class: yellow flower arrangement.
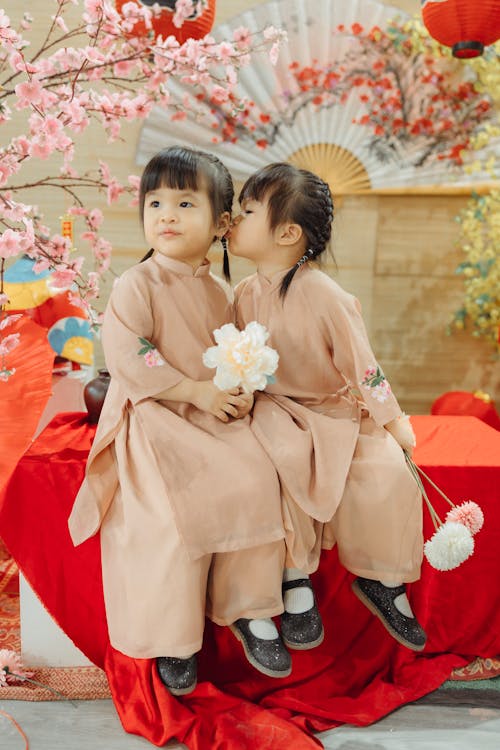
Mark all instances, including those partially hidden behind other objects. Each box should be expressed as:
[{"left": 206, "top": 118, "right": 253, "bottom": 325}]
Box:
[
  {"left": 399, "top": 25, "right": 500, "bottom": 355},
  {"left": 450, "top": 190, "right": 500, "bottom": 354}
]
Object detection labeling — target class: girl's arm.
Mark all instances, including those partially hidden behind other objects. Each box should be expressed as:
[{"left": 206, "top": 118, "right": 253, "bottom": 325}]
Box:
[
  {"left": 327, "top": 288, "right": 406, "bottom": 427},
  {"left": 155, "top": 379, "right": 252, "bottom": 423},
  {"left": 102, "top": 270, "right": 185, "bottom": 404},
  {"left": 103, "top": 270, "right": 251, "bottom": 421}
]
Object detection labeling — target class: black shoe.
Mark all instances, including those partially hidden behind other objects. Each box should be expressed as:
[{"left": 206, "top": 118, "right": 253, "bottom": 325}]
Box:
[
  {"left": 280, "top": 578, "right": 324, "bottom": 650},
  {"left": 352, "top": 577, "right": 427, "bottom": 652},
  {"left": 156, "top": 655, "right": 197, "bottom": 695},
  {"left": 230, "top": 618, "right": 292, "bottom": 678}
]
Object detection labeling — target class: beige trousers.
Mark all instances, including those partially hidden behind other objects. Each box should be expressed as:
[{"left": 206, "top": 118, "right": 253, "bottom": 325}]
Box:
[
  {"left": 283, "top": 417, "right": 423, "bottom": 584},
  {"left": 100, "top": 416, "right": 285, "bottom": 660}
]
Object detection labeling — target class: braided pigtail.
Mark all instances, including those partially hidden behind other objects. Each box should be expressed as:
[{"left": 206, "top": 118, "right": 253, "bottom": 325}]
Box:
[{"left": 278, "top": 172, "right": 334, "bottom": 298}]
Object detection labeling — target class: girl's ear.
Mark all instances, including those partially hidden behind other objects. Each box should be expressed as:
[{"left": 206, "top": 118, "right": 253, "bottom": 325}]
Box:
[
  {"left": 276, "top": 222, "right": 303, "bottom": 246},
  {"left": 216, "top": 211, "right": 231, "bottom": 238}
]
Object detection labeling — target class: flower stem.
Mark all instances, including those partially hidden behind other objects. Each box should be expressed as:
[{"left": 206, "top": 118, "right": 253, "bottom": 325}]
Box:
[
  {"left": 5, "top": 670, "right": 77, "bottom": 707},
  {"left": 404, "top": 452, "right": 443, "bottom": 530}
]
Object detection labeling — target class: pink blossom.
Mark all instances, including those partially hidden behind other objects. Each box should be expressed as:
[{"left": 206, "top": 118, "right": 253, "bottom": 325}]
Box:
[
  {"left": 0, "top": 294, "right": 10, "bottom": 307},
  {"left": 269, "top": 42, "right": 280, "bottom": 66},
  {"left": 42, "top": 117, "right": 63, "bottom": 137},
  {"left": 173, "top": 0, "right": 195, "bottom": 28},
  {"left": 29, "top": 136, "right": 55, "bottom": 160},
  {"left": 0, "top": 99, "right": 11, "bottom": 125},
  {"left": 0, "top": 229, "right": 22, "bottom": 259},
  {"left": 0, "top": 154, "right": 19, "bottom": 186},
  {"left": 113, "top": 59, "right": 134, "bottom": 77},
  {"left": 233, "top": 26, "right": 251, "bottom": 50},
  {"left": 446, "top": 501, "right": 484, "bottom": 536},
  {"left": 68, "top": 207, "right": 89, "bottom": 217},
  {"left": 33, "top": 258, "right": 52, "bottom": 274},
  {"left": 0, "top": 333, "right": 21, "bottom": 356},
  {"left": 217, "top": 42, "right": 236, "bottom": 64},
  {"left": 88, "top": 208, "right": 103, "bottom": 230},
  {"left": 49, "top": 269, "right": 77, "bottom": 289},
  {"left": 210, "top": 86, "right": 229, "bottom": 104},
  {"left": 15, "top": 79, "right": 44, "bottom": 108},
  {"left": 106, "top": 179, "right": 124, "bottom": 204},
  {"left": 0, "top": 650, "right": 33, "bottom": 685},
  {"left": 53, "top": 15, "right": 69, "bottom": 34}
]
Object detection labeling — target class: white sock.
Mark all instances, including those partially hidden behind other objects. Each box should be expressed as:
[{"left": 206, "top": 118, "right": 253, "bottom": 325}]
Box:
[
  {"left": 248, "top": 618, "right": 279, "bottom": 640},
  {"left": 379, "top": 580, "right": 414, "bottom": 618},
  {"left": 283, "top": 568, "right": 314, "bottom": 614}
]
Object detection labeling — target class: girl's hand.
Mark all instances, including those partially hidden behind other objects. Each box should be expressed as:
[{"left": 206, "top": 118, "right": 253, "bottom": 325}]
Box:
[
  {"left": 233, "top": 391, "right": 254, "bottom": 419},
  {"left": 191, "top": 381, "right": 249, "bottom": 422},
  {"left": 384, "top": 414, "right": 416, "bottom": 455}
]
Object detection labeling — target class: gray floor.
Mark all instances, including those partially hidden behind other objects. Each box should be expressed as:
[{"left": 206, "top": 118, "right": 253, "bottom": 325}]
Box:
[{"left": 1, "top": 699, "right": 500, "bottom": 750}]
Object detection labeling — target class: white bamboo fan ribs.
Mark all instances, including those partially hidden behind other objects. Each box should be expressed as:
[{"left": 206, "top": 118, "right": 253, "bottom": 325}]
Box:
[{"left": 136, "top": 0, "right": 499, "bottom": 194}]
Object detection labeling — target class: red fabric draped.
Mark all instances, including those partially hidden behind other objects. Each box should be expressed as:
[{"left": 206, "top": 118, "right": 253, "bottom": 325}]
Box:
[
  {"left": 1, "top": 413, "right": 499, "bottom": 748},
  {"left": 0, "top": 315, "right": 53, "bottom": 496}
]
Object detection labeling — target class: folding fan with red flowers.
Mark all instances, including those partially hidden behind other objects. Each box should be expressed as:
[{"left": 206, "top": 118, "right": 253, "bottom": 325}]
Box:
[{"left": 136, "top": 0, "right": 500, "bottom": 193}]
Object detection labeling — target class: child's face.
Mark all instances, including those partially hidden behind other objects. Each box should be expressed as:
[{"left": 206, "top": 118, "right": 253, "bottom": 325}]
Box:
[
  {"left": 228, "top": 196, "right": 275, "bottom": 263},
  {"left": 143, "top": 184, "right": 223, "bottom": 267}
]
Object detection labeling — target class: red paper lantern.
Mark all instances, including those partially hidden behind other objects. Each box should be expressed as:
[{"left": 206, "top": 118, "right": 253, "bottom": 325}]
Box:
[
  {"left": 115, "top": 0, "right": 216, "bottom": 44},
  {"left": 421, "top": 0, "right": 500, "bottom": 58}
]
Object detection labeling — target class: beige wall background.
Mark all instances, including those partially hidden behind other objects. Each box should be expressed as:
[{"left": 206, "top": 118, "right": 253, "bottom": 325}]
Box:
[{"left": 3, "top": 0, "right": 499, "bottom": 413}]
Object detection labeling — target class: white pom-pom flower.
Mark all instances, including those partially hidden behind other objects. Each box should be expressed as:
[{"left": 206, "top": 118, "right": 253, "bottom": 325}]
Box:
[
  {"left": 203, "top": 321, "right": 279, "bottom": 393},
  {"left": 424, "top": 521, "right": 474, "bottom": 571}
]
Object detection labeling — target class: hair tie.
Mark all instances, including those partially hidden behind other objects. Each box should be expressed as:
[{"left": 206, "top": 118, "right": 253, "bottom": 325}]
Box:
[{"left": 296, "top": 248, "right": 314, "bottom": 267}]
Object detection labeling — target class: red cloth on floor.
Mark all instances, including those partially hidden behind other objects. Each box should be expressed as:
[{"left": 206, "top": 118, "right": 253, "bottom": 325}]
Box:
[{"left": 1, "top": 413, "right": 499, "bottom": 748}]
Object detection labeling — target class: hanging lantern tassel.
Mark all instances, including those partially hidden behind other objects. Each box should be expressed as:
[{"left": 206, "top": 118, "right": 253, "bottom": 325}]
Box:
[
  {"left": 404, "top": 453, "right": 484, "bottom": 571},
  {"left": 421, "top": 0, "right": 500, "bottom": 59}
]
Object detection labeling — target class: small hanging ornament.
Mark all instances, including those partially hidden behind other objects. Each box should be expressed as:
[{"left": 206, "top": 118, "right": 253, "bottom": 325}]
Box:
[
  {"left": 421, "top": 0, "right": 500, "bottom": 59},
  {"left": 114, "top": 0, "right": 216, "bottom": 44},
  {"left": 60, "top": 214, "right": 74, "bottom": 247},
  {"left": 405, "top": 453, "right": 484, "bottom": 571}
]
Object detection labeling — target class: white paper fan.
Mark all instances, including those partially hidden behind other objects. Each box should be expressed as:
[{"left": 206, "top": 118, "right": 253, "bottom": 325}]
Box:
[{"left": 136, "top": 0, "right": 500, "bottom": 192}]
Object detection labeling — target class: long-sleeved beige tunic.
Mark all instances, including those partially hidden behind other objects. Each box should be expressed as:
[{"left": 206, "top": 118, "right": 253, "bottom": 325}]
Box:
[
  {"left": 69, "top": 254, "right": 284, "bottom": 561},
  {"left": 235, "top": 264, "right": 422, "bottom": 586}
]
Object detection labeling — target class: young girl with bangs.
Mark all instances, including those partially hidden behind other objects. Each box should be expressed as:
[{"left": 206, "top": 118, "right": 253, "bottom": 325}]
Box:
[
  {"left": 230, "top": 162, "right": 426, "bottom": 653},
  {"left": 69, "top": 147, "right": 292, "bottom": 696}
]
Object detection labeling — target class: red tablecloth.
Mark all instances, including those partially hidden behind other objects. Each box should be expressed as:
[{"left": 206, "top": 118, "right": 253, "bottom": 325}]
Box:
[{"left": 1, "top": 413, "right": 499, "bottom": 749}]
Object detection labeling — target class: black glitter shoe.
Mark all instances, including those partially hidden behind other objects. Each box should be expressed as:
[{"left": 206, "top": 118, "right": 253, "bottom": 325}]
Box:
[
  {"left": 156, "top": 655, "right": 197, "bottom": 696},
  {"left": 280, "top": 578, "right": 324, "bottom": 650},
  {"left": 352, "top": 577, "right": 427, "bottom": 652},
  {"left": 230, "top": 618, "right": 292, "bottom": 678}
]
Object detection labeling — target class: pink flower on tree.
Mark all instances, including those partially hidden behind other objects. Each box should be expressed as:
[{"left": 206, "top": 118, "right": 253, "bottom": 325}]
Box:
[{"left": 0, "top": 229, "right": 22, "bottom": 259}]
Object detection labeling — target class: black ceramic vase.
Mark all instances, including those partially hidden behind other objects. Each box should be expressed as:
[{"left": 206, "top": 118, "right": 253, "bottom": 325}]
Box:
[{"left": 84, "top": 368, "right": 111, "bottom": 424}]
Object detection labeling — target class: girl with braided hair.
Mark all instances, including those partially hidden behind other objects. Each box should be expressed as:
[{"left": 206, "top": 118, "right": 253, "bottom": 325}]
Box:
[
  {"left": 69, "top": 148, "right": 293, "bottom": 697},
  {"left": 230, "top": 162, "right": 426, "bottom": 653}
]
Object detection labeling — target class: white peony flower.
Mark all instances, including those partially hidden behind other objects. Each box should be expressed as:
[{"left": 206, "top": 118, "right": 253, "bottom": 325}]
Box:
[
  {"left": 424, "top": 521, "right": 474, "bottom": 571},
  {"left": 202, "top": 321, "right": 279, "bottom": 393}
]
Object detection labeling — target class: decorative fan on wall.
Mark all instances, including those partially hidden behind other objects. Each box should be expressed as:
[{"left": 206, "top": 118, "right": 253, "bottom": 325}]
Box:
[{"left": 136, "top": 0, "right": 500, "bottom": 193}]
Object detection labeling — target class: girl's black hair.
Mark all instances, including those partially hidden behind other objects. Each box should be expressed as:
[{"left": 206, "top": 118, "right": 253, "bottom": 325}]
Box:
[
  {"left": 239, "top": 163, "right": 334, "bottom": 297},
  {"left": 139, "top": 146, "right": 234, "bottom": 279}
]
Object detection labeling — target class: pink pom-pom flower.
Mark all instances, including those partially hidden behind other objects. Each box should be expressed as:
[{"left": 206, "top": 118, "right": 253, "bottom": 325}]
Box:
[{"left": 446, "top": 501, "right": 484, "bottom": 536}]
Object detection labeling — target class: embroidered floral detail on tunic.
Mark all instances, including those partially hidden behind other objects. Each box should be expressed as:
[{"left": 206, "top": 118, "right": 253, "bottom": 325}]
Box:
[
  {"left": 360, "top": 366, "right": 391, "bottom": 403},
  {"left": 137, "top": 337, "right": 165, "bottom": 367}
]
